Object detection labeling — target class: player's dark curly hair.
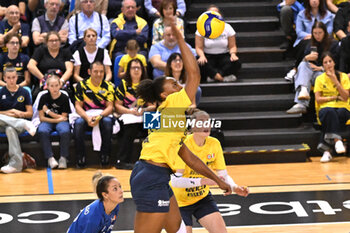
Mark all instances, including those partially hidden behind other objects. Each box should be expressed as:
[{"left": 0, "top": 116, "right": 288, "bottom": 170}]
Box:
[{"left": 136, "top": 76, "right": 167, "bottom": 103}]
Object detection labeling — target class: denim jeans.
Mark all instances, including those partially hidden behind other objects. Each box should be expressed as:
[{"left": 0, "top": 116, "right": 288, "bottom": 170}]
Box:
[
  {"left": 37, "top": 121, "right": 71, "bottom": 159},
  {"left": 74, "top": 117, "right": 113, "bottom": 160}
]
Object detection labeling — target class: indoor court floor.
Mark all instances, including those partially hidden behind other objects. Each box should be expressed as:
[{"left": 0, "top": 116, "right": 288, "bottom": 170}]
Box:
[{"left": 1, "top": 156, "right": 350, "bottom": 232}]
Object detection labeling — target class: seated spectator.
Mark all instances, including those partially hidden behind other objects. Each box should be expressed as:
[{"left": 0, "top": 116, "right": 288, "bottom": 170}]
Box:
[
  {"left": 152, "top": 0, "right": 184, "bottom": 45},
  {"left": 28, "top": 0, "right": 68, "bottom": 19},
  {"left": 326, "top": 0, "right": 348, "bottom": 13},
  {"left": 195, "top": 5, "right": 241, "bottom": 83},
  {"left": 165, "top": 52, "right": 201, "bottom": 106},
  {"left": 0, "top": 34, "right": 30, "bottom": 90},
  {"left": 284, "top": 0, "right": 334, "bottom": 81},
  {"left": 277, "top": 0, "right": 304, "bottom": 49},
  {"left": 37, "top": 75, "right": 71, "bottom": 169},
  {"left": 74, "top": 61, "right": 115, "bottom": 168},
  {"left": 27, "top": 31, "right": 74, "bottom": 98},
  {"left": 314, "top": 52, "right": 350, "bottom": 162},
  {"left": 110, "top": 0, "right": 148, "bottom": 59},
  {"left": 339, "top": 20, "right": 350, "bottom": 74},
  {"left": 73, "top": 0, "right": 108, "bottom": 15},
  {"left": 105, "top": 0, "right": 145, "bottom": 20},
  {"left": 114, "top": 58, "right": 153, "bottom": 169},
  {"left": 287, "top": 22, "right": 339, "bottom": 114},
  {"left": 118, "top": 39, "right": 147, "bottom": 78},
  {"left": 0, "top": 5, "right": 30, "bottom": 52},
  {"left": 0, "top": 65, "right": 36, "bottom": 174},
  {"left": 144, "top": 0, "right": 186, "bottom": 21},
  {"left": 333, "top": 0, "right": 350, "bottom": 40},
  {"left": 68, "top": 0, "right": 110, "bottom": 51},
  {"left": 73, "top": 28, "right": 112, "bottom": 83},
  {"left": 0, "top": 0, "right": 26, "bottom": 21},
  {"left": 149, "top": 25, "right": 196, "bottom": 78},
  {"left": 31, "top": 0, "right": 69, "bottom": 46}
]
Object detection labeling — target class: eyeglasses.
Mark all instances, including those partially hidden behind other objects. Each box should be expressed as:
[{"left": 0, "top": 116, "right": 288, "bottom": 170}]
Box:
[
  {"left": 81, "top": 0, "right": 95, "bottom": 3},
  {"left": 48, "top": 39, "right": 60, "bottom": 43},
  {"left": 130, "top": 66, "right": 141, "bottom": 70},
  {"left": 8, "top": 41, "right": 19, "bottom": 45}
]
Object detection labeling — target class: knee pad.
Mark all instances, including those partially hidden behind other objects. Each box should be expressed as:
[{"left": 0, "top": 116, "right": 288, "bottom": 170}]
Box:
[{"left": 176, "top": 220, "right": 186, "bottom": 233}]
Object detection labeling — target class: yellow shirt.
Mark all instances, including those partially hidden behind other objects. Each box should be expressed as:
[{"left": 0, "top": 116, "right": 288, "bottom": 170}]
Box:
[
  {"left": 332, "top": 0, "right": 347, "bottom": 5},
  {"left": 140, "top": 88, "right": 192, "bottom": 170},
  {"left": 119, "top": 54, "right": 147, "bottom": 71},
  {"left": 314, "top": 72, "right": 350, "bottom": 112},
  {"left": 172, "top": 134, "right": 226, "bottom": 207}
]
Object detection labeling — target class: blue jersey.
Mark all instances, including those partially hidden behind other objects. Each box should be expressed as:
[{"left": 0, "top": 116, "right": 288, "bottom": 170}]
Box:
[
  {"left": 0, "top": 86, "right": 31, "bottom": 112},
  {"left": 67, "top": 200, "right": 120, "bottom": 233}
]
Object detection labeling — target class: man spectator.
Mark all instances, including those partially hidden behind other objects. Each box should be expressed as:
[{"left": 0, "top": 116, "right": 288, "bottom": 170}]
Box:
[
  {"left": 0, "top": 65, "right": 36, "bottom": 174},
  {"left": 74, "top": 61, "right": 114, "bottom": 168},
  {"left": 110, "top": 0, "right": 148, "bottom": 59},
  {"left": 144, "top": 0, "right": 186, "bottom": 20},
  {"left": 68, "top": 0, "right": 110, "bottom": 49},
  {"left": 32, "top": 0, "right": 69, "bottom": 46},
  {"left": 0, "top": 5, "right": 30, "bottom": 52},
  {"left": 0, "top": 0, "right": 26, "bottom": 21},
  {"left": 333, "top": 0, "right": 350, "bottom": 40},
  {"left": 149, "top": 25, "right": 196, "bottom": 78}
]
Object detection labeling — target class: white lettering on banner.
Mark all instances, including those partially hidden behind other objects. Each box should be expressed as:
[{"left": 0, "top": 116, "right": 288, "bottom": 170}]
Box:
[
  {"left": 217, "top": 204, "right": 241, "bottom": 216},
  {"left": 17, "top": 211, "right": 70, "bottom": 224},
  {"left": 307, "top": 200, "right": 342, "bottom": 215},
  {"left": 0, "top": 213, "right": 13, "bottom": 224},
  {"left": 249, "top": 201, "right": 309, "bottom": 217}
]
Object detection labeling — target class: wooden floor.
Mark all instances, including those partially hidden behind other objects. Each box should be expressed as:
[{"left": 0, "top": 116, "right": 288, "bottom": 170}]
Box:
[{"left": 1, "top": 156, "right": 350, "bottom": 232}]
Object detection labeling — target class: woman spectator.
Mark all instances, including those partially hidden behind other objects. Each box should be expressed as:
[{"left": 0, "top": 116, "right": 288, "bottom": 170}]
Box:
[
  {"left": 37, "top": 75, "right": 71, "bottom": 169},
  {"left": 314, "top": 52, "right": 350, "bottom": 162},
  {"left": 114, "top": 58, "right": 154, "bottom": 170},
  {"left": 152, "top": 0, "right": 184, "bottom": 45},
  {"left": 195, "top": 5, "right": 241, "bottom": 83},
  {"left": 73, "top": 28, "right": 112, "bottom": 83},
  {"left": 284, "top": 0, "right": 334, "bottom": 81},
  {"left": 0, "top": 34, "right": 30, "bottom": 91},
  {"left": 165, "top": 52, "right": 202, "bottom": 106},
  {"left": 27, "top": 31, "right": 74, "bottom": 99},
  {"left": 287, "top": 22, "right": 339, "bottom": 114}
]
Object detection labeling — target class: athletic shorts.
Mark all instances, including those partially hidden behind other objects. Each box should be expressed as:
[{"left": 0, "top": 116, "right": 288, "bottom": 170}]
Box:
[
  {"left": 130, "top": 160, "right": 174, "bottom": 213},
  {"left": 179, "top": 193, "right": 219, "bottom": 226}
]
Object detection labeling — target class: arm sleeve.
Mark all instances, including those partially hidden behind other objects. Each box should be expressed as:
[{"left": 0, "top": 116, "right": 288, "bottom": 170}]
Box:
[
  {"left": 97, "top": 15, "right": 111, "bottom": 49},
  {"left": 38, "top": 94, "right": 46, "bottom": 110},
  {"left": 170, "top": 172, "right": 202, "bottom": 188},
  {"left": 217, "top": 170, "right": 238, "bottom": 191},
  {"left": 62, "top": 95, "right": 71, "bottom": 113},
  {"left": 295, "top": 12, "right": 309, "bottom": 40},
  {"left": 68, "top": 16, "right": 77, "bottom": 45},
  {"left": 176, "top": 0, "right": 186, "bottom": 16},
  {"left": 144, "top": 0, "right": 158, "bottom": 15},
  {"left": 31, "top": 18, "right": 40, "bottom": 32}
]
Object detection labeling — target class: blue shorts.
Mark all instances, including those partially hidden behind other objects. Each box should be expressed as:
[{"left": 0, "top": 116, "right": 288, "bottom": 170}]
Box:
[
  {"left": 130, "top": 160, "right": 174, "bottom": 213},
  {"left": 179, "top": 193, "right": 219, "bottom": 226}
]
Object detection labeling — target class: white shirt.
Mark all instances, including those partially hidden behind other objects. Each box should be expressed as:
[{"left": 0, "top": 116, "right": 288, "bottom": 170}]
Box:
[{"left": 72, "top": 48, "right": 112, "bottom": 66}]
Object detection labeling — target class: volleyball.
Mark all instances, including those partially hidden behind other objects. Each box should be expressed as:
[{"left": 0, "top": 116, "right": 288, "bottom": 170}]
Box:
[{"left": 196, "top": 11, "right": 225, "bottom": 39}]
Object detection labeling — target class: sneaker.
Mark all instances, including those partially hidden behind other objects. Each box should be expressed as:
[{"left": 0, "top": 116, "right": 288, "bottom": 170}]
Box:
[
  {"left": 280, "top": 40, "right": 291, "bottom": 50},
  {"left": 48, "top": 157, "right": 58, "bottom": 169},
  {"left": 1, "top": 165, "right": 20, "bottom": 173},
  {"left": 284, "top": 69, "right": 296, "bottom": 82},
  {"left": 223, "top": 74, "right": 237, "bottom": 82},
  {"left": 286, "top": 103, "right": 307, "bottom": 114},
  {"left": 335, "top": 140, "right": 346, "bottom": 154},
  {"left": 58, "top": 157, "right": 67, "bottom": 169},
  {"left": 320, "top": 151, "right": 332, "bottom": 162},
  {"left": 298, "top": 86, "right": 310, "bottom": 100},
  {"left": 206, "top": 77, "right": 215, "bottom": 83},
  {"left": 24, "top": 121, "right": 37, "bottom": 136},
  {"left": 77, "top": 156, "right": 86, "bottom": 168},
  {"left": 100, "top": 154, "right": 110, "bottom": 166}
]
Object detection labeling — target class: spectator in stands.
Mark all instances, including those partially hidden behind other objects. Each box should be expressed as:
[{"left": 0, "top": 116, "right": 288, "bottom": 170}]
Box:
[
  {"left": 195, "top": 5, "right": 241, "bottom": 83},
  {"left": 165, "top": 52, "right": 201, "bottom": 105},
  {"left": 118, "top": 39, "right": 147, "bottom": 78},
  {"left": 110, "top": 0, "right": 149, "bottom": 59},
  {"left": 284, "top": 0, "right": 334, "bottom": 81},
  {"left": 106, "top": 0, "right": 145, "bottom": 20},
  {"left": 277, "top": 0, "right": 304, "bottom": 49},
  {"left": 0, "top": 34, "right": 30, "bottom": 90},
  {"left": 144, "top": 0, "right": 186, "bottom": 21},
  {"left": 333, "top": 0, "right": 350, "bottom": 40},
  {"left": 314, "top": 52, "right": 350, "bottom": 162},
  {"left": 73, "top": 28, "right": 112, "bottom": 83},
  {"left": 149, "top": 25, "right": 196, "bottom": 78},
  {"left": 68, "top": 0, "right": 110, "bottom": 50},
  {"left": 339, "top": 20, "right": 350, "bottom": 75},
  {"left": 73, "top": 0, "right": 108, "bottom": 15},
  {"left": 0, "top": 5, "right": 30, "bottom": 52},
  {"left": 28, "top": 31, "right": 74, "bottom": 98},
  {"left": 287, "top": 22, "right": 339, "bottom": 114},
  {"left": 0, "top": 0, "right": 26, "bottom": 21},
  {"left": 326, "top": 0, "right": 348, "bottom": 13},
  {"left": 31, "top": 0, "right": 69, "bottom": 46},
  {"left": 152, "top": 0, "right": 184, "bottom": 45},
  {"left": 114, "top": 58, "right": 153, "bottom": 169},
  {"left": 0, "top": 65, "right": 36, "bottom": 174},
  {"left": 37, "top": 75, "right": 71, "bottom": 169},
  {"left": 74, "top": 61, "right": 115, "bottom": 168}
]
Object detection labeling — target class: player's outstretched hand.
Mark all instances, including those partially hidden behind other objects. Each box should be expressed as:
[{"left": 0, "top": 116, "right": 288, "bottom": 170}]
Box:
[
  {"left": 234, "top": 186, "right": 250, "bottom": 197},
  {"left": 218, "top": 180, "right": 232, "bottom": 196}
]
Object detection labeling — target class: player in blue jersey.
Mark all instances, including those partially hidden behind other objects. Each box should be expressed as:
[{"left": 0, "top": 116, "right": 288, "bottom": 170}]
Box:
[{"left": 67, "top": 172, "right": 124, "bottom": 233}]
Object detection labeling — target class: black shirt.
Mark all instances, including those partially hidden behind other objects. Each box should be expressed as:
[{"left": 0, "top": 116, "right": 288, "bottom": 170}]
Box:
[{"left": 38, "top": 92, "right": 71, "bottom": 118}]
